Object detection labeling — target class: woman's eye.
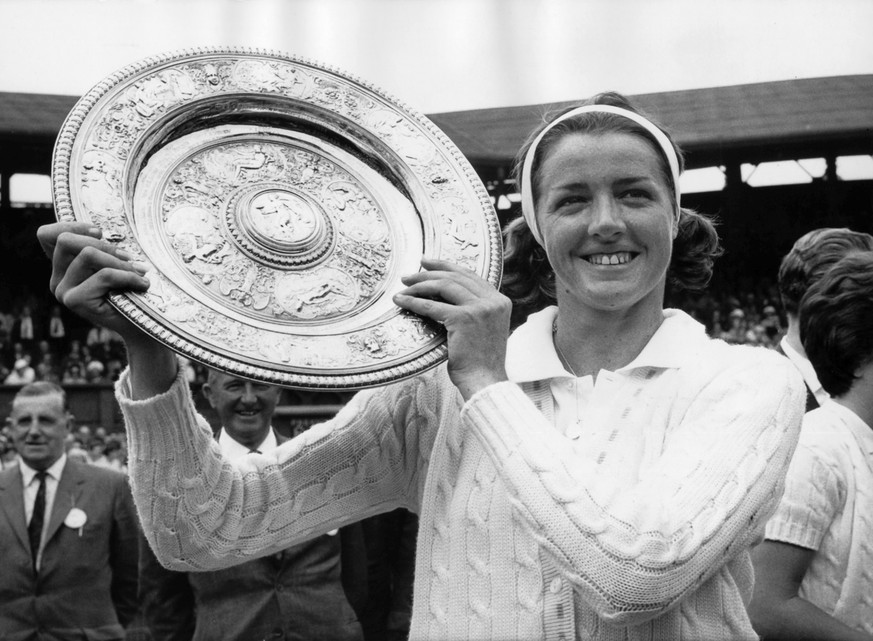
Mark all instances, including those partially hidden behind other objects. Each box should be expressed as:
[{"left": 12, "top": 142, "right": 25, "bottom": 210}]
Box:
[
  {"left": 621, "top": 189, "right": 652, "bottom": 200},
  {"left": 556, "top": 195, "right": 586, "bottom": 208}
]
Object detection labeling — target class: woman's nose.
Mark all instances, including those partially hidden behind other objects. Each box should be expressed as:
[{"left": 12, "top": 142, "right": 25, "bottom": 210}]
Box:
[{"left": 588, "top": 196, "right": 624, "bottom": 237}]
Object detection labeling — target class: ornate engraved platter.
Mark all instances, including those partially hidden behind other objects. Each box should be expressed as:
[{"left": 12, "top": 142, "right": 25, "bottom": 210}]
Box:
[{"left": 52, "top": 48, "right": 502, "bottom": 389}]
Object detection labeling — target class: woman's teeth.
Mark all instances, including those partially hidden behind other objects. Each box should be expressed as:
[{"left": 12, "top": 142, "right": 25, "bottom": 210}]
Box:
[{"left": 586, "top": 252, "right": 633, "bottom": 265}]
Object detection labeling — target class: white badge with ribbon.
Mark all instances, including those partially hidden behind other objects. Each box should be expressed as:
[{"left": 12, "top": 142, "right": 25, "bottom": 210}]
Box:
[{"left": 64, "top": 507, "right": 87, "bottom": 536}]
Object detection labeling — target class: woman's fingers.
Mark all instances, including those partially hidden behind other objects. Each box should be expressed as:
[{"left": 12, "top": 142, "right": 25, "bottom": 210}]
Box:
[
  {"left": 58, "top": 266, "right": 149, "bottom": 320},
  {"left": 37, "top": 222, "right": 150, "bottom": 338},
  {"left": 392, "top": 290, "right": 455, "bottom": 324},
  {"left": 37, "top": 221, "right": 101, "bottom": 259},
  {"left": 394, "top": 258, "right": 511, "bottom": 399},
  {"left": 38, "top": 223, "right": 103, "bottom": 289},
  {"left": 419, "top": 256, "right": 477, "bottom": 274},
  {"left": 395, "top": 277, "right": 476, "bottom": 309},
  {"left": 38, "top": 223, "right": 178, "bottom": 391},
  {"left": 55, "top": 246, "right": 149, "bottom": 301},
  {"left": 45, "top": 226, "right": 137, "bottom": 295},
  {"left": 405, "top": 258, "right": 491, "bottom": 289}
]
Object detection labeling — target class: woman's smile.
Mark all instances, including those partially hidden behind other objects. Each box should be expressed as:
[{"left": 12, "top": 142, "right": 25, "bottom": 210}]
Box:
[{"left": 582, "top": 251, "right": 638, "bottom": 266}]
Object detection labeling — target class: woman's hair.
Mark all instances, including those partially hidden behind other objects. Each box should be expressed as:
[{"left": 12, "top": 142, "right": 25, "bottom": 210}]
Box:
[
  {"left": 777, "top": 227, "right": 873, "bottom": 317},
  {"left": 501, "top": 91, "right": 722, "bottom": 327},
  {"left": 799, "top": 251, "right": 873, "bottom": 397}
]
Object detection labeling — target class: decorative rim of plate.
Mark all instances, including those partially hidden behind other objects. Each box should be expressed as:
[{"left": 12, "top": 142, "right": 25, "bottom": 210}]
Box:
[{"left": 51, "top": 47, "right": 502, "bottom": 389}]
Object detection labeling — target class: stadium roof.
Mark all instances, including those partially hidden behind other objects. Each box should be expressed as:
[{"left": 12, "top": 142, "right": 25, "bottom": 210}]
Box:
[
  {"left": 428, "top": 74, "right": 873, "bottom": 171},
  {"left": 1, "top": 74, "right": 871, "bottom": 175}
]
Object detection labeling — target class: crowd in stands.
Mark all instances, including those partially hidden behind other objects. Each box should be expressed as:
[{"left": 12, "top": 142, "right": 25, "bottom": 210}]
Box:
[
  {"left": 2, "top": 282, "right": 790, "bottom": 386},
  {"left": 0, "top": 298, "right": 213, "bottom": 388},
  {"left": 671, "top": 278, "right": 787, "bottom": 348}
]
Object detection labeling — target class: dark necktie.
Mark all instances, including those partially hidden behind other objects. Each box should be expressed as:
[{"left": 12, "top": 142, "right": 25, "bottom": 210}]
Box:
[{"left": 28, "top": 471, "right": 47, "bottom": 569}]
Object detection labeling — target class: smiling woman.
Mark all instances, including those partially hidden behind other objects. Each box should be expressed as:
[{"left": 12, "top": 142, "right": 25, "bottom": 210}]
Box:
[
  {"left": 534, "top": 133, "right": 676, "bottom": 324},
  {"left": 39, "top": 90, "right": 806, "bottom": 640},
  {"left": 502, "top": 92, "right": 722, "bottom": 330}
]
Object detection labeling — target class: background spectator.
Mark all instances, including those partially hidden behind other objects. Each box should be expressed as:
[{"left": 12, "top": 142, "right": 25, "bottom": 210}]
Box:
[
  {"left": 751, "top": 251, "right": 873, "bottom": 638},
  {"left": 0, "top": 381, "right": 139, "bottom": 639},
  {"left": 5, "top": 356, "right": 35, "bottom": 385},
  {"left": 775, "top": 227, "right": 873, "bottom": 410},
  {"left": 137, "top": 370, "right": 368, "bottom": 641}
]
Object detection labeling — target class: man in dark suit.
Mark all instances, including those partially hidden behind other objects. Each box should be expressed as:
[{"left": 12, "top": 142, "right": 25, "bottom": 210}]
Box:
[
  {"left": 138, "top": 370, "right": 366, "bottom": 641},
  {"left": 0, "top": 381, "right": 139, "bottom": 640}
]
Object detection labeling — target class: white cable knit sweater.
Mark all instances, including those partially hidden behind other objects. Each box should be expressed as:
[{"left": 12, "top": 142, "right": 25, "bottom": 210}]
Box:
[{"left": 119, "top": 309, "right": 805, "bottom": 640}]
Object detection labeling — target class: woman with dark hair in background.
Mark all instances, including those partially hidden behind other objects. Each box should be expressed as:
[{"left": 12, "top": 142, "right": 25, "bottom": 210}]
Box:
[
  {"left": 39, "top": 91, "right": 804, "bottom": 639},
  {"left": 751, "top": 251, "right": 873, "bottom": 640}
]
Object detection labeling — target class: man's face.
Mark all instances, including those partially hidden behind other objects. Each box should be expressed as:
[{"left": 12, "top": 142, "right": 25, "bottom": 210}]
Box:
[
  {"left": 8, "top": 393, "right": 70, "bottom": 471},
  {"left": 203, "top": 372, "right": 281, "bottom": 449}
]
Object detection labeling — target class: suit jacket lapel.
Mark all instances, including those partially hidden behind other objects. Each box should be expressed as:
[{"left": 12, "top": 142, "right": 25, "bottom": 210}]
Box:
[
  {"left": 0, "top": 467, "right": 30, "bottom": 551},
  {"left": 45, "top": 460, "right": 87, "bottom": 544}
]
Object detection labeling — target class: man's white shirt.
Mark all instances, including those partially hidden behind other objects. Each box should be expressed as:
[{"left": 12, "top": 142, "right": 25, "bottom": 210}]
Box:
[{"left": 218, "top": 428, "right": 278, "bottom": 462}]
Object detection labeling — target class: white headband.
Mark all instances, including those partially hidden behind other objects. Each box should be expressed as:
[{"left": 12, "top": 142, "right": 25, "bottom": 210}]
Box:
[{"left": 520, "top": 104, "right": 681, "bottom": 245}]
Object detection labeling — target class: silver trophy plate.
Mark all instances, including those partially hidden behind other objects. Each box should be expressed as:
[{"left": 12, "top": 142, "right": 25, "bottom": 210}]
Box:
[{"left": 52, "top": 48, "right": 502, "bottom": 389}]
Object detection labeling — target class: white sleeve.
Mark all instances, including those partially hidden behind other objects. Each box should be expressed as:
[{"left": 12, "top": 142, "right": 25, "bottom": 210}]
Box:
[{"left": 118, "top": 363, "right": 449, "bottom": 571}]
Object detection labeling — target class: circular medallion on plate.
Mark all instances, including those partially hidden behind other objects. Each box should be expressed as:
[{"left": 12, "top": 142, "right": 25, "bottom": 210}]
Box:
[{"left": 52, "top": 48, "right": 502, "bottom": 389}]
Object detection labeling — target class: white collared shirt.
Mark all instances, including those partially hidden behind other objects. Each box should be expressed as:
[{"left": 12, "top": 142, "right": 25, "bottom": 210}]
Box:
[
  {"left": 779, "top": 337, "right": 829, "bottom": 406},
  {"left": 218, "top": 427, "right": 278, "bottom": 463},
  {"left": 20, "top": 454, "right": 67, "bottom": 569},
  {"left": 765, "top": 400, "right": 873, "bottom": 633},
  {"left": 506, "top": 306, "right": 704, "bottom": 439}
]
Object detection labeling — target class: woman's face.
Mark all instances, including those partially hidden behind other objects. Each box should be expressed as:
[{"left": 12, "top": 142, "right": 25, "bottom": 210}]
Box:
[{"left": 535, "top": 131, "right": 676, "bottom": 315}]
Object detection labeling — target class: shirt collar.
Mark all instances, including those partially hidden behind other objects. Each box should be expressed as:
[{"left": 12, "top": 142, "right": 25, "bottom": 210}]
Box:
[
  {"left": 779, "top": 337, "right": 828, "bottom": 403},
  {"left": 505, "top": 306, "right": 707, "bottom": 383},
  {"left": 19, "top": 453, "right": 67, "bottom": 486},
  {"left": 218, "top": 428, "right": 278, "bottom": 462}
]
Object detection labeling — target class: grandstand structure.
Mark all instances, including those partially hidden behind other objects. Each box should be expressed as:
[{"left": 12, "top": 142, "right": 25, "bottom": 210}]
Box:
[{"left": 1, "top": 75, "right": 871, "bottom": 426}]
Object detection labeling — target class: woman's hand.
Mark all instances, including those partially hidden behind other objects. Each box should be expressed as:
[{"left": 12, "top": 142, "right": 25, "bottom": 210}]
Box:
[
  {"left": 393, "top": 257, "right": 511, "bottom": 400},
  {"left": 37, "top": 221, "right": 177, "bottom": 398},
  {"left": 37, "top": 222, "right": 150, "bottom": 339}
]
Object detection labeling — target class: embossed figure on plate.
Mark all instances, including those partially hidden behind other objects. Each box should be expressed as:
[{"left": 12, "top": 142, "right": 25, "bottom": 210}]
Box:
[
  {"left": 273, "top": 268, "right": 358, "bottom": 320},
  {"left": 250, "top": 191, "right": 319, "bottom": 245}
]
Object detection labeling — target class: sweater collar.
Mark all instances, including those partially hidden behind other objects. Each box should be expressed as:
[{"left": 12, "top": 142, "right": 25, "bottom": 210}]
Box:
[{"left": 505, "top": 306, "right": 707, "bottom": 383}]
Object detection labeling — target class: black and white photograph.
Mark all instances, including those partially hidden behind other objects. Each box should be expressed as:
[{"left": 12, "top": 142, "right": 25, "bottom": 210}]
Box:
[{"left": 1, "top": 1, "right": 872, "bottom": 639}]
